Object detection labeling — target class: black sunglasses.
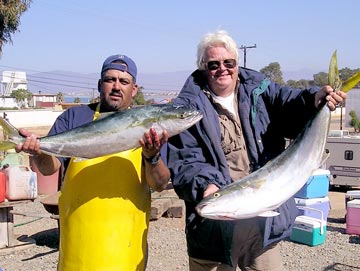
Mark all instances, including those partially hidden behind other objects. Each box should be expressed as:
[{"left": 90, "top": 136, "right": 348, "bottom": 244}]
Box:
[{"left": 207, "top": 59, "right": 237, "bottom": 70}]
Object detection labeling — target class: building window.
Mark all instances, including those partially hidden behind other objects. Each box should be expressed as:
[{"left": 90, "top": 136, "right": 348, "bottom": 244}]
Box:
[{"left": 344, "top": 150, "right": 353, "bottom": 160}]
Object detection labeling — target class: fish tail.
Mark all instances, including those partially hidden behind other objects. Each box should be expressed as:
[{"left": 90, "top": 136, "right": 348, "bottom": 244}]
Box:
[{"left": 0, "top": 117, "right": 21, "bottom": 151}]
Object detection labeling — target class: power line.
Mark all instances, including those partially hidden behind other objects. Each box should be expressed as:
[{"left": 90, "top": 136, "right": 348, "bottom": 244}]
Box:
[
  {"left": 0, "top": 65, "right": 186, "bottom": 97},
  {"left": 26, "top": 78, "right": 94, "bottom": 90},
  {"left": 239, "top": 44, "right": 257, "bottom": 68},
  {"left": 0, "top": 65, "right": 184, "bottom": 91},
  {"left": 0, "top": 65, "right": 96, "bottom": 81}
]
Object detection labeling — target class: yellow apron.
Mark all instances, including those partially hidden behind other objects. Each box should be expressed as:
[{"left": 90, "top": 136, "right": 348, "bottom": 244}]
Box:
[{"left": 58, "top": 105, "right": 150, "bottom": 271}]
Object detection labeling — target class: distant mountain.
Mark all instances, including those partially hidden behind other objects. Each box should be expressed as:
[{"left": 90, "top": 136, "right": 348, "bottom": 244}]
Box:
[
  {"left": 25, "top": 71, "right": 98, "bottom": 96},
  {"left": 282, "top": 68, "right": 321, "bottom": 81},
  {"left": 137, "top": 70, "right": 191, "bottom": 93},
  {"left": 22, "top": 70, "right": 191, "bottom": 96},
  {"left": 1, "top": 68, "right": 321, "bottom": 97}
]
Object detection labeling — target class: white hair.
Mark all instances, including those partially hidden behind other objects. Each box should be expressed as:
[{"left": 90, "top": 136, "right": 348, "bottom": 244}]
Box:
[{"left": 196, "top": 30, "right": 240, "bottom": 70}]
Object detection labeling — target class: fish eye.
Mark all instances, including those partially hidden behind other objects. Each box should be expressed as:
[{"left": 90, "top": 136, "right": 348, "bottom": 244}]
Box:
[{"left": 213, "top": 193, "right": 220, "bottom": 198}]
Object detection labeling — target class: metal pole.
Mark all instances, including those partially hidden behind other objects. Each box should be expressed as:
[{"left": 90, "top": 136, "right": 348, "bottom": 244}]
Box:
[
  {"left": 239, "top": 44, "right": 257, "bottom": 68},
  {"left": 340, "top": 105, "right": 343, "bottom": 130}
]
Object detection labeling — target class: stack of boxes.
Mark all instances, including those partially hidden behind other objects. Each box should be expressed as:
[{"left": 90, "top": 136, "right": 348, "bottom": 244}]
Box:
[
  {"left": 290, "top": 169, "right": 331, "bottom": 246},
  {"left": 345, "top": 190, "right": 360, "bottom": 235}
]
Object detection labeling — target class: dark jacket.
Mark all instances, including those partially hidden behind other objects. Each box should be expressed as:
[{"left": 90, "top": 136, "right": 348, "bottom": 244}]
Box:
[
  {"left": 166, "top": 68, "right": 319, "bottom": 265},
  {"left": 48, "top": 103, "right": 98, "bottom": 180}
]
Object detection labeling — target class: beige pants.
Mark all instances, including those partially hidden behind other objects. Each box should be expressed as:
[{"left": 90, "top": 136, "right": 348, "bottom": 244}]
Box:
[{"left": 189, "top": 219, "right": 283, "bottom": 271}]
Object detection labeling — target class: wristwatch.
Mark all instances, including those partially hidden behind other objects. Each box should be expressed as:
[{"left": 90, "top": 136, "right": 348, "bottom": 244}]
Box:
[{"left": 142, "top": 152, "right": 161, "bottom": 165}]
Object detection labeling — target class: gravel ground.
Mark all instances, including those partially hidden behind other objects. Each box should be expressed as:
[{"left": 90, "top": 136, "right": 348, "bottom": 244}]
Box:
[
  {"left": 1, "top": 104, "right": 356, "bottom": 270},
  {"left": 1, "top": 191, "right": 360, "bottom": 271}
]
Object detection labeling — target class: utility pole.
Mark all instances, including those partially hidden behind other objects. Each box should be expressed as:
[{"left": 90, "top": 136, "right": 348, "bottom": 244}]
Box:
[
  {"left": 340, "top": 105, "right": 343, "bottom": 130},
  {"left": 239, "top": 44, "right": 257, "bottom": 68}
]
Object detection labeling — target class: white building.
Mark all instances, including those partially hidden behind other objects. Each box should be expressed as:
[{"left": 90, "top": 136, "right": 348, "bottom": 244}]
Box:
[
  {"left": 30, "top": 93, "right": 58, "bottom": 108},
  {"left": 1, "top": 71, "right": 28, "bottom": 96},
  {"left": 0, "top": 71, "right": 28, "bottom": 108}
]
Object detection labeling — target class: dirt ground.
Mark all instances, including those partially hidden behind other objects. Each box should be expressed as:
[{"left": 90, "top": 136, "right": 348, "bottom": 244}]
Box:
[
  {"left": 0, "top": 188, "right": 355, "bottom": 271},
  {"left": 1, "top": 114, "right": 358, "bottom": 271}
]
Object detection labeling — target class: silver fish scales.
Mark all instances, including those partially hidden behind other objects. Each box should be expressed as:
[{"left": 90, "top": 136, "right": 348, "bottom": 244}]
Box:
[
  {"left": 196, "top": 105, "right": 330, "bottom": 220},
  {"left": 0, "top": 103, "right": 203, "bottom": 159}
]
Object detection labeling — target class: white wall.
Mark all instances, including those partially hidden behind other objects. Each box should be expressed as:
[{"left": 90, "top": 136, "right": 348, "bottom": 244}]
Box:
[
  {"left": 0, "top": 109, "right": 62, "bottom": 128},
  {"left": 0, "top": 97, "right": 18, "bottom": 108},
  {"left": 0, "top": 106, "right": 346, "bottom": 129}
]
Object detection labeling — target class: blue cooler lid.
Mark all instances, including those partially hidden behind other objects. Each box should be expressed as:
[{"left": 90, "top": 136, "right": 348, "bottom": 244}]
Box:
[{"left": 294, "top": 215, "right": 326, "bottom": 234}]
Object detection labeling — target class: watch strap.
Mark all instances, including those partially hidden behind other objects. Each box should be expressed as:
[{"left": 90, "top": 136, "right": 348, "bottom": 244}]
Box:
[{"left": 142, "top": 152, "right": 161, "bottom": 165}]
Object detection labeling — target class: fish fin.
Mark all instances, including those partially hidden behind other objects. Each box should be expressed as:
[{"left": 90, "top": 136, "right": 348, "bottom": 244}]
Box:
[
  {"left": 0, "top": 117, "right": 21, "bottom": 151},
  {"left": 94, "top": 112, "right": 116, "bottom": 120},
  {"left": 328, "top": 50, "right": 360, "bottom": 92},
  {"left": 328, "top": 50, "right": 342, "bottom": 91},
  {"left": 342, "top": 71, "right": 360, "bottom": 93},
  {"left": 257, "top": 211, "right": 280, "bottom": 217},
  {"left": 0, "top": 117, "right": 20, "bottom": 138},
  {"left": 0, "top": 141, "right": 17, "bottom": 151}
]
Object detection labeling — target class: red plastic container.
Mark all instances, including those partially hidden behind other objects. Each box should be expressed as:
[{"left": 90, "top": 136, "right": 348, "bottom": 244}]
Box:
[{"left": 0, "top": 171, "right": 5, "bottom": 203}]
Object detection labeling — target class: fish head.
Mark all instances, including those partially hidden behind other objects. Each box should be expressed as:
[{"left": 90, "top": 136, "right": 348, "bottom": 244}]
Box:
[
  {"left": 156, "top": 104, "right": 203, "bottom": 136},
  {"left": 195, "top": 178, "right": 269, "bottom": 220},
  {"left": 195, "top": 186, "right": 258, "bottom": 220}
]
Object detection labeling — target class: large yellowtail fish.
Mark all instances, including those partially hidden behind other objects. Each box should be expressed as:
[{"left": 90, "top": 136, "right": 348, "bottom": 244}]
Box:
[
  {"left": 0, "top": 103, "right": 203, "bottom": 159},
  {"left": 196, "top": 51, "right": 359, "bottom": 220}
]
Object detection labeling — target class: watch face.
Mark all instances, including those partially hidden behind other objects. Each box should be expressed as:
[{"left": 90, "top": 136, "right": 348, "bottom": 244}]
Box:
[
  {"left": 143, "top": 152, "right": 160, "bottom": 165},
  {"left": 150, "top": 153, "right": 160, "bottom": 164}
]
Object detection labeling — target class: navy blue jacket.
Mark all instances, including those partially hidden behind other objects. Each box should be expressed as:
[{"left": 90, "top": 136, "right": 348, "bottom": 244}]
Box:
[
  {"left": 166, "top": 68, "right": 319, "bottom": 265},
  {"left": 48, "top": 103, "right": 98, "bottom": 178}
]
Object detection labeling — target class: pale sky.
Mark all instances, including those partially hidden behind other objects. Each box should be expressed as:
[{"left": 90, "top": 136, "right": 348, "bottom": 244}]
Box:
[{"left": 1, "top": 0, "right": 359, "bottom": 91}]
